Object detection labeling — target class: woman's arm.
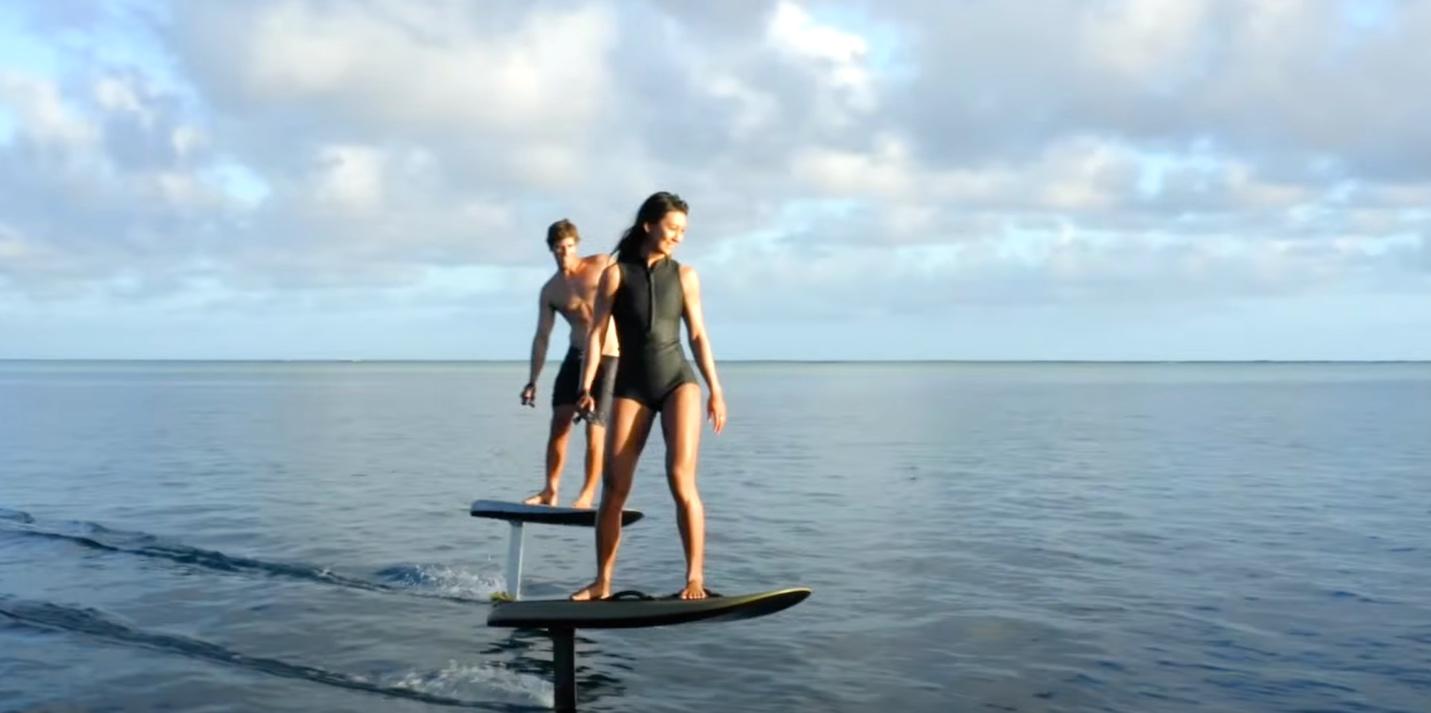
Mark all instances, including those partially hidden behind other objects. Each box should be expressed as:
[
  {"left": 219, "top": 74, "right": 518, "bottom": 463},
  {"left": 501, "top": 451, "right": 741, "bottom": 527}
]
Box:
[
  {"left": 681, "top": 265, "right": 726, "bottom": 433},
  {"left": 578, "top": 264, "right": 620, "bottom": 405}
]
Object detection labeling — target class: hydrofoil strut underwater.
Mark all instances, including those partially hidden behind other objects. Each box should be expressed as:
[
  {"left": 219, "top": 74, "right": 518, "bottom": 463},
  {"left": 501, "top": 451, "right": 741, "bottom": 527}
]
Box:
[
  {"left": 488, "top": 588, "right": 812, "bottom": 711},
  {"left": 470, "top": 499, "right": 810, "bottom": 711}
]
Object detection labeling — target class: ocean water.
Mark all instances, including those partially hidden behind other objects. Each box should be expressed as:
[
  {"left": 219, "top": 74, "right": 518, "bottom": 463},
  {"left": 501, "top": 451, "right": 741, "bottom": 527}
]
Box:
[{"left": 1, "top": 361, "right": 1429, "bottom": 713}]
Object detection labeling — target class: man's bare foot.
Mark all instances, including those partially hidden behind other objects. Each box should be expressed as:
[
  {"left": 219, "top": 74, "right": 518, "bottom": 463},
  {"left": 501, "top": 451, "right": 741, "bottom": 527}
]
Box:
[
  {"left": 569, "top": 580, "right": 611, "bottom": 601},
  {"left": 677, "top": 579, "right": 708, "bottom": 600},
  {"left": 522, "top": 489, "right": 556, "bottom": 506},
  {"left": 571, "top": 492, "right": 596, "bottom": 509}
]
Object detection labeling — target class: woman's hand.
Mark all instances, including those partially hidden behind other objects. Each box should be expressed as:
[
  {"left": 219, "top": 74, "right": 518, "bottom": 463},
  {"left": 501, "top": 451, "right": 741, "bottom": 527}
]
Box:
[
  {"left": 707, "top": 390, "right": 727, "bottom": 434},
  {"left": 575, "top": 390, "right": 596, "bottom": 421},
  {"left": 520, "top": 382, "right": 536, "bottom": 407}
]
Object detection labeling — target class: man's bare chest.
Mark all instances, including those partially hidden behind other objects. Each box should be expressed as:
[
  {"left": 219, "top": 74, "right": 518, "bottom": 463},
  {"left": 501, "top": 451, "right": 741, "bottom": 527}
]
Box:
[{"left": 550, "top": 275, "right": 596, "bottom": 315}]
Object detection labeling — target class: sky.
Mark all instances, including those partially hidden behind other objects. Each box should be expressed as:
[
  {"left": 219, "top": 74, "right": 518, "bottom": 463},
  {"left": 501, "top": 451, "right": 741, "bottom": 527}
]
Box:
[{"left": 1, "top": 0, "right": 1429, "bottom": 361}]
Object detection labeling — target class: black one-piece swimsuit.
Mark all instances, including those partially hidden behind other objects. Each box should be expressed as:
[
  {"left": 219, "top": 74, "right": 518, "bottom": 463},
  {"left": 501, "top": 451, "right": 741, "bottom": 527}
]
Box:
[{"left": 610, "top": 257, "right": 698, "bottom": 411}]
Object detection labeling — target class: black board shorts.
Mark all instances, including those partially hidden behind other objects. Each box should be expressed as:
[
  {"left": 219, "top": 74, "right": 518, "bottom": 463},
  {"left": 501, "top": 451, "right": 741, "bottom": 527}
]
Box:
[{"left": 552, "top": 347, "right": 616, "bottom": 425}]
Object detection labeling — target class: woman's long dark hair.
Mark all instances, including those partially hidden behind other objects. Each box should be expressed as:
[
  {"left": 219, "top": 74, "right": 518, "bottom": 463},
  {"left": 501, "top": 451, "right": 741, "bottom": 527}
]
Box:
[{"left": 613, "top": 192, "right": 689, "bottom": 263}]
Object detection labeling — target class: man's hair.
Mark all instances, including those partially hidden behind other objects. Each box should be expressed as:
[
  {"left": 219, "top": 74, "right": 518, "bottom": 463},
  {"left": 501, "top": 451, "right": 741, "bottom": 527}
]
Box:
[{"left": 546, "top": 219, "right": 580, "bottom": 249}]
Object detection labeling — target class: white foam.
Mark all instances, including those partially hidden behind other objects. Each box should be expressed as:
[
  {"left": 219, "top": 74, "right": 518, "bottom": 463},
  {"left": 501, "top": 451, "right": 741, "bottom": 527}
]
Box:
[
  {"left": 389, "top": 659, "right": 553, "bottom": 708},
  {"left": 393, "top": 563, "right": 505, "bottom": 601}
]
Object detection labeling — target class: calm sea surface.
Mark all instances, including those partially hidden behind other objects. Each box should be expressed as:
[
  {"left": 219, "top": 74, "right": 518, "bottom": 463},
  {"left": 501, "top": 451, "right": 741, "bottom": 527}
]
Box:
[{"left": 2, "top": 361, "right": 1428, "bottom": 712}]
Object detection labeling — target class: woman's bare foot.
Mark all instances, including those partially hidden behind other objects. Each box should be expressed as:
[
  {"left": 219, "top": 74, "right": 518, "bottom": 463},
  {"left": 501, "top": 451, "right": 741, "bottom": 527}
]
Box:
[
  {"left": 522, "top": 489, "right": 556, "bottom": 506},
  {"left": 571, "top": 491, "right": 596, "bottom": 509},
  {"left": 677, "top": 579, "right": 708, "bottom": 600},
  {"left": 569, "top": 580, "right": 611, "bottom": 601}
]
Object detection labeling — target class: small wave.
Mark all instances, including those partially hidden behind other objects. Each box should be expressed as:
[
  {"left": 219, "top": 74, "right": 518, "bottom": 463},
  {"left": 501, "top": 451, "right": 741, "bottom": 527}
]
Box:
[
  {"left": 388, "top": 659, "right": 553, "bottom": 709},
  {"left": 376, "top": 564, "right": 505, "bottom": 601},
  {"left": 1326, "top": 589, "right": 1378, "bottom": 603},
  {"left": 0, "top": 507, "right": 35, "bottom": 524},
  {"left": 0, "top": 509, "right": 487, "bottom": 604},
  {"left": 0, "top": 595, "right": 534, "bottom": 711}
]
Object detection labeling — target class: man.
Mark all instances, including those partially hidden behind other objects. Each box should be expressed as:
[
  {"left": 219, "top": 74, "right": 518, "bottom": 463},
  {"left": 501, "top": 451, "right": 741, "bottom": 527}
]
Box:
[{"left": 519, "top": 219, "right": 619, "bottom": 508}]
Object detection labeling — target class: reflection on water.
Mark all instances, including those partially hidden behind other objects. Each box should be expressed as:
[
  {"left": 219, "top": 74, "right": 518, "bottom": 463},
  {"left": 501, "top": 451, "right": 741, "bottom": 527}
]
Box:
[{"left": 2, "top": 361, "right": 1429, "bottom": 712}]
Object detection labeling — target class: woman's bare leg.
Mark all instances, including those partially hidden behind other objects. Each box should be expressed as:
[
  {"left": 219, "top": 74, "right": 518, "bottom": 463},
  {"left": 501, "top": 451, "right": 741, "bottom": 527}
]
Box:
[
  {"left": 661, "top": 383, "right": 706, "bottom": 599},
  {"left": 570, "top": 397, "right": 653, "bottom": 600}
]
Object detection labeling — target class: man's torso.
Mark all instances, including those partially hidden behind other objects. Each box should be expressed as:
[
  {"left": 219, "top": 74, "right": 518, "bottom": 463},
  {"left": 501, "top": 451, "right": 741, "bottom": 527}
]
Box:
[{"left": 546, "top": 255, "right": 619, "bottom": 355}]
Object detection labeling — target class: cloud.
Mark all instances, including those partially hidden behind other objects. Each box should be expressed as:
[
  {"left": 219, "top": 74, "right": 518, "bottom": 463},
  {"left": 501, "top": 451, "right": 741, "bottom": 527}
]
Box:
[
  {"left": 884, "top": 0, "right": 1431, "bottom": 177},
  {"left": 767, "top": 1, "right": 876, "bottom": 113},
  {"left": 0, "top": 72, "right": 96, "bottom": 150},
  {"left": 172, "top": 2, "right": 617, "bottom": 140},
  {"left": 1, "top": 0, "right": 1428, "bottom": 333},
  {"left": 0, "top": 65, "right": 235, "bottom": 297}
]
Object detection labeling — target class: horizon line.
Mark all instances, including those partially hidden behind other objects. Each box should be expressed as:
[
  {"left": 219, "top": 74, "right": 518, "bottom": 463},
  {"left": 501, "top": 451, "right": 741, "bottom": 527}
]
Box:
[{"left": 3, "top": 358, "right": 1430, "bottom": 365}]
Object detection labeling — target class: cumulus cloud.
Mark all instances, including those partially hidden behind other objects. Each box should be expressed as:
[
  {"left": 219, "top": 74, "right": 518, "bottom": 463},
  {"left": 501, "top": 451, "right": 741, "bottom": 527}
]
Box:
[
  {"left": 885, "top": 0, "right": 1431, "bottom": 176},
  {"left": 172, "top": 2, "right": 617, "bottom": 139},
  {"left": 1, "top": 0, "right": 1428, "bottom": 325}
]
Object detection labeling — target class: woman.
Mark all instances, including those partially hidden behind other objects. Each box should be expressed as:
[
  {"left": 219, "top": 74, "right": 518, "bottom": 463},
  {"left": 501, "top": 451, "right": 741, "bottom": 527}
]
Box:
[{"left": 570, "top": 191, "right": 727, "bottom": 601}]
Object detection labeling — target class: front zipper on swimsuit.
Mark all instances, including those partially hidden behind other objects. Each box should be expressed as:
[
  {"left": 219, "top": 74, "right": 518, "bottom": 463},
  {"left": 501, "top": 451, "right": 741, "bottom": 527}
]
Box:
[{"left": 646, "top": 261, "right": 656, "bottom": 335}]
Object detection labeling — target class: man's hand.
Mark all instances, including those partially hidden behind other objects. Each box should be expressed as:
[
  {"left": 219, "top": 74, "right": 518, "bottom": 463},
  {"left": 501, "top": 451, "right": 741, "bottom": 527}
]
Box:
[{"left": 520, "top": 382, "right": 537, "bottom": 407}]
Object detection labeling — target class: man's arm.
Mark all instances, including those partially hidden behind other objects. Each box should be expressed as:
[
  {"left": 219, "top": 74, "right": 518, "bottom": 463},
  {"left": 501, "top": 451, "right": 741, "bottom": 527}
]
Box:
[{"left": 522, "top": 286, "right": 557, "bottom": 406}]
